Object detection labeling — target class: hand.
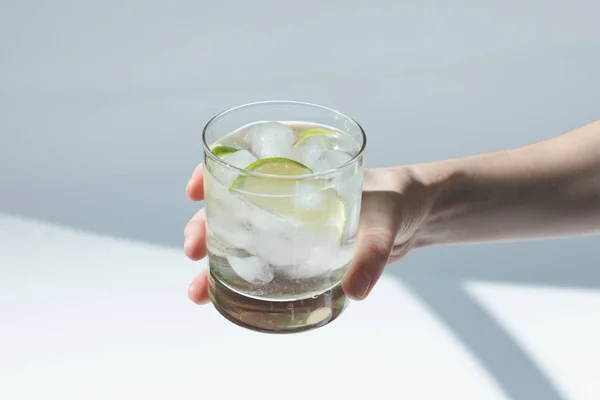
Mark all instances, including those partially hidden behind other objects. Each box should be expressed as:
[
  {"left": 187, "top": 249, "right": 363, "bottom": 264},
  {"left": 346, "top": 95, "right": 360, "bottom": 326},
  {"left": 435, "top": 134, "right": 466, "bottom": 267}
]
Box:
[{"left": 184, "top": 164, "right": 439, "bottom": 303}]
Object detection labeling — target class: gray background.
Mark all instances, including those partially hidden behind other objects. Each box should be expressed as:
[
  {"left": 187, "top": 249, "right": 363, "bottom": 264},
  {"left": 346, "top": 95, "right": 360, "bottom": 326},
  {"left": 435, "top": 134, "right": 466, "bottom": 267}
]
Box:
[{"left": 1, "top": 1, "right": 599, "bottom": 399}]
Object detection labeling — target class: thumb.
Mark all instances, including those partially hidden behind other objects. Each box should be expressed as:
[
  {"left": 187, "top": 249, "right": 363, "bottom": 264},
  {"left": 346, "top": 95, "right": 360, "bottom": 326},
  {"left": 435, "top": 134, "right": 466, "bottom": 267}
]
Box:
[{"left": 342, "top": 192, "right": 400, "bottom": 300}]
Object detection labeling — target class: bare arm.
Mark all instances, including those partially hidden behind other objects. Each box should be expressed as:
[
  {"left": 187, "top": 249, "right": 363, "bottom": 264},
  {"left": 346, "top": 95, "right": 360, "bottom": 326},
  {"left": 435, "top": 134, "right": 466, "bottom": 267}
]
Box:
[{"left": 414, "top": 120, "right": 600, "bottom": 246}]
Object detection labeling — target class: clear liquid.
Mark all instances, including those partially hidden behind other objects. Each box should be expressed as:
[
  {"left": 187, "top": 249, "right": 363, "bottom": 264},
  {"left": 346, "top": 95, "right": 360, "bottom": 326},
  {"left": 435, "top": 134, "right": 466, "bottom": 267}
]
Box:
[{"left": 204, "top": 121, "right": 363, "bottom": 333}]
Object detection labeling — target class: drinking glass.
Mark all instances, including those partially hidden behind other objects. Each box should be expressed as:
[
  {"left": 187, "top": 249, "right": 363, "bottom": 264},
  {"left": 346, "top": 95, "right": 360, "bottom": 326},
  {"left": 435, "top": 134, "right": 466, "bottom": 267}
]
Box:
[{"left": 202, "top": 100, "right": 366, "bottom": 333}]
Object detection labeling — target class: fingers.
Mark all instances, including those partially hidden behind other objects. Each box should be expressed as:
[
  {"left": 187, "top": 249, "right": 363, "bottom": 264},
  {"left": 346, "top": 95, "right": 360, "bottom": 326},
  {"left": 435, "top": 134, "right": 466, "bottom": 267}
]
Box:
[
  {"left": 186, "top": 163, "right": 209, "bottom": 305},
  {"left": 184, "top": 208, "right": 207, "bottom": 261},
  {"left": 187, "top": 163, "right": 205, "bottom": 201},
  {"left": 188, "top": 267, "right": 210, "bottom": 304},
  {"left": 342, "top": 191, "right": 401, "bottom": 300},
  {"left": 185, "top": 208, "right": 209, "bottom": 305}
]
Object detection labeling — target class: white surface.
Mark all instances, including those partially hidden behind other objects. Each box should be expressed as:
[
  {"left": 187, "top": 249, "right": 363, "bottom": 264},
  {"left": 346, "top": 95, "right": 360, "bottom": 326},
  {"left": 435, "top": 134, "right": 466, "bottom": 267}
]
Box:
[
  {"left": 0, "top": 214, "right": 504, "bottom": 399},
  {"left": 2, "top": 215, "right": 600, "bottom": 399}
]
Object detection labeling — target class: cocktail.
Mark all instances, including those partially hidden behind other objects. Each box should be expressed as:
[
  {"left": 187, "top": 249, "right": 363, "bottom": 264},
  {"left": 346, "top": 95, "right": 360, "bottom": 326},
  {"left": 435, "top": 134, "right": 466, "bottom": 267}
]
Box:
[{"left": 202, "top": 101, "right": 366, "bottom": 333}]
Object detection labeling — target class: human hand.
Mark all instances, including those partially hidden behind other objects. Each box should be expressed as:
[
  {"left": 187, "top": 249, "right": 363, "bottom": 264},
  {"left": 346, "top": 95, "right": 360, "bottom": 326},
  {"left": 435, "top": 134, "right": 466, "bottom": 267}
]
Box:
[{"left": 184, "top": 164, "right": 440, "bottom": 303}]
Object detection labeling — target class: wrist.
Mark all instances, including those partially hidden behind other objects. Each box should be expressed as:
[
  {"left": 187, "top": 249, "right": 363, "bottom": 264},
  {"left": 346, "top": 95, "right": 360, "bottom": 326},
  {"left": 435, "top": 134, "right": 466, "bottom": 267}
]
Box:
[{"left": 404, "top": 159, "right": 466, "bottom": 248}]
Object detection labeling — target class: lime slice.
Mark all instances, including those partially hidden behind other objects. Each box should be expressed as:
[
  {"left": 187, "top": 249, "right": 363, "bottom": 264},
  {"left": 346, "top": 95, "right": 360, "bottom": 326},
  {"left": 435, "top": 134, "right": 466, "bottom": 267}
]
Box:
[
  {"left": 297, "top": 128, "right": 333, "bottom": 140},
  {"left": 230, "top": 157, "right": 310, "bottom": 190},
  {"left": 211, "top": 145, "right": 238, "bottom": 158},
  {"left": 306, "top": 307, "right": 333, "bottom": 325},
  {"left": 230, "top": 158, "right": 346, "bottom": 242},
  {"left": 294, "top": 129, "right": 333, "bottom": 148}
]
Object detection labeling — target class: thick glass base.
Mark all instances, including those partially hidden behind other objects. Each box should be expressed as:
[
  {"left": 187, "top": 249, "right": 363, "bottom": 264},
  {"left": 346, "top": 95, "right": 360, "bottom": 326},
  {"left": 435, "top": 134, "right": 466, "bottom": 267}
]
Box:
[{"left": 208, "top": 270, "right": 349, "bottom": 334}]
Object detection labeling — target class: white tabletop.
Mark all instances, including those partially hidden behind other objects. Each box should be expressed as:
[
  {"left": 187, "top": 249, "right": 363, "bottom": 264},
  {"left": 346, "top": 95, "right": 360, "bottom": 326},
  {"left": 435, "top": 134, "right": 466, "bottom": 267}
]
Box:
[
  {"left": 2, "top": 1, "right": 600, "bottom": 399},
  {"left": 2, "top": 214, "right": 600, "bottom": 399}
]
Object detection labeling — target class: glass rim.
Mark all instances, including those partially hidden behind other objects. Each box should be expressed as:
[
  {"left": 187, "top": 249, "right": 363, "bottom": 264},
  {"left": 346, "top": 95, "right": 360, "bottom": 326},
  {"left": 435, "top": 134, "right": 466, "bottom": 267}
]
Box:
[{"left": 202, "top": 100, "right": 367, "bottom": 180}]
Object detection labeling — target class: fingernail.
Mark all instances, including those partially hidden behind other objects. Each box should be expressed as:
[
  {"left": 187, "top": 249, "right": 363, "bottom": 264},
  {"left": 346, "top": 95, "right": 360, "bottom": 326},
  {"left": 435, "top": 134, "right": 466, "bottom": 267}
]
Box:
[{"left": 350, "top": 269, "right": 373, "bottom": 300}]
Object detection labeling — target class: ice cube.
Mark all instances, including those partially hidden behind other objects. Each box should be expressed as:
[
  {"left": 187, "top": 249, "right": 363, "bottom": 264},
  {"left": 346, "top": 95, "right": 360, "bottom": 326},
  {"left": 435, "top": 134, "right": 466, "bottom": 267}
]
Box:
[
  {"left": 288, "top": 241, "right": 355, "bottom": 280},
  {"left": 205, "top": 172, "right": 253, "bottom": 222},
  {"left": 226, "top": 253, "right": 274, "bottom": 284},
  {"left": 330, "top": 135, "right": 360, "bottom": 154},
  {"left": 204, "top": 171, "right": 232, "bottom": 204},
  {"left": 249, "top": 122, "right": 297, "bottom": 159},
  {"left": 336, "top": 173, "right": 362, "bottom": 201},
  {"left": 205, "top": 226, "right": 227, "bottom": 257},
  {"left": 226, "top": 149, "right": 258, "bottom": 169},
  {"left": 246, "top": 203, "right": 296, "bottom": 231},
  {"left": 289, "top": 136, "right": 328, "bottom": 168},
  {"left": 218, "top": 150, "right": 257, "bottom": 187},
  {"left": 312, "top": 150, "right": 353, "bottom": 172},
  {"left": 292, "top": 180, "right": 325, "bottom": 211},
  {"left": 286, "top": 242, "right": 340, "bottom": 279},
  {"left": 206, "top": 204, "right": 253, "bottom": 251},
  {"left": 334, "top": 243, "right": 355, "bottom": 268},
  {"left": 252, "top": 226, "right": 312, "bottom": 267},
  {"left": 229, "top": 131, "right": 252, "bottom": 151}
]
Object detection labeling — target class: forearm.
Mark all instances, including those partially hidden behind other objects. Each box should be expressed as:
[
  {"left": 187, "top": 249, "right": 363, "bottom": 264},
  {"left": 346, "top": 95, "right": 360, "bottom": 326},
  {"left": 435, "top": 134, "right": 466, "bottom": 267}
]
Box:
[{"left": 414, "top": 120, "right": 600, "bottom": 247}]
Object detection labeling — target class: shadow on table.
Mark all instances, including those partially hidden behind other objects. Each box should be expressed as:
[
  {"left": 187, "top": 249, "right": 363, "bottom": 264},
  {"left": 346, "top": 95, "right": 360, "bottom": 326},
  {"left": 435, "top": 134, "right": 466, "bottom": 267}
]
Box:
[{"left": 387, "top": 239, "right": 600, "bottom": 400}]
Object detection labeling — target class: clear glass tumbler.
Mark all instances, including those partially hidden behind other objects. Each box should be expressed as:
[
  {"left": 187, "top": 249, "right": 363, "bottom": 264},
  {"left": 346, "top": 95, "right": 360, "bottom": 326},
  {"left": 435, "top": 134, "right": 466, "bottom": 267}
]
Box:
[{"left": 202, "top": 101, "right": 366, "bottom": 333}]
